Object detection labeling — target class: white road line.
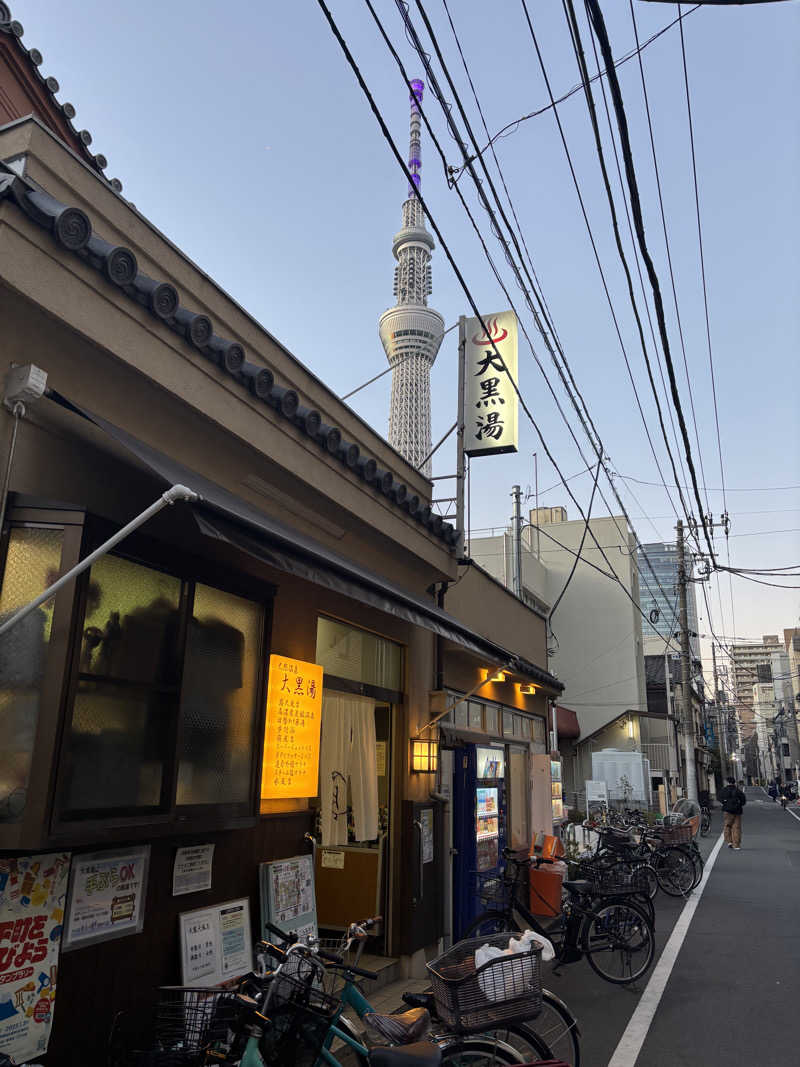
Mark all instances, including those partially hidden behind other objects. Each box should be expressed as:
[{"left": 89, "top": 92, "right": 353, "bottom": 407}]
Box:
[
  {"left": 762, "top": 785, "right": 800, "bottom": 821},
  {"left": 607, "top": 833, "right": 726, "bottom": 1067}
]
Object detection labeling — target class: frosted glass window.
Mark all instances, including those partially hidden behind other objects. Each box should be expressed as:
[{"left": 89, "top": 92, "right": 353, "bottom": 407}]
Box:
[
  {"left": 316, "top": 617, "right": 403, "bottom": 691},
  {"left": 178, "top": 584, "right": 263, "bottom": 805},
  {"left": 468, "top": 701, "right": 483, "bottom": 730},
  {"left": 63, "top": 555, "right": 181, "bottom": 812},
  {"left": 454, "top": 701, "right": 468, "bottom": 729},
  {"left": 503, "top": 711, "right": 514, "bottom": 736},
  {"left": 521, "top": 717, "right": 532, "bottom": 740},
  {"left": 484, "top": 706, "right": 498, "bottom": 735},
  {"left": 0, "top": 527, "right": 64, "bottom": 822},
  {"left": 532, "top": 717, "right": 546, "bottom": 744}
]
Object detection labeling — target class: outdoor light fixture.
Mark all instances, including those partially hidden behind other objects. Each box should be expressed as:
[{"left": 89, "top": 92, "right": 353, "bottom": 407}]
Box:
[
  {"left": 411, "top": 737, "right": 438, "bottom": 773},
  {"left": 485, "top": 668, "right": 508, "bottom": 684},
  {"left": 519, "top": 683, "right": 537, "bottom": 696},
  {"left": 628, "top": 718, "right": 635, "bottom": 739}
]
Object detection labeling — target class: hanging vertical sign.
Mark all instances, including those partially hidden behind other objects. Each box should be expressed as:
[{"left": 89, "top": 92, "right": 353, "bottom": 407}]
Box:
[
  {"left": 462, "top": 310, "right": 519, "bottom": 457},
  {"left": 262, "top": 656, "right": 324, "bottom": 799},
  {"left": 0, "top": 852, "right": 70, "bottom": 1065}
]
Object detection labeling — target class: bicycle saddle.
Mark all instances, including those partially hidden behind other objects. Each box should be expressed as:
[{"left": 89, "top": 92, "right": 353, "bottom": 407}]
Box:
[
  {"left": 368, "top": 1042, "right": 442, "bottom": 1066},
  {"left": 364, "top": 1006, "right": 431, "bottom": 1044},
  {"left": 562, "top": 879, "right": 592, "bottom": 894}
]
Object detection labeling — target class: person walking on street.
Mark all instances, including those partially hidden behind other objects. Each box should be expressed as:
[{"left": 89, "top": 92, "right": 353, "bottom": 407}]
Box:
[
  {"left": 768, "top": 781, "right": 779, "bottom": 802},
  {"left": 720, "top": 777, "right": 746, "bottom": 850}
]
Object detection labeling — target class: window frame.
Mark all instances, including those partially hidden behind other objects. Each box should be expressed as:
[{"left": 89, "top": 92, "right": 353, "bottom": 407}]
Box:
[{"left": 48, "top": 515, "right": 274, "bottom": 840}]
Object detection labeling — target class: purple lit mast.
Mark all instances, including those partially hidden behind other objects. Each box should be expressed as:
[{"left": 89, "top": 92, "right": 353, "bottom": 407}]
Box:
[{"left": 378, "top": 78, "right": 445, "bottom": 477}]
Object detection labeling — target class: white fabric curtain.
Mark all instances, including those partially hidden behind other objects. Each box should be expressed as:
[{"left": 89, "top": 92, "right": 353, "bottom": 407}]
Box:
[{"left": 319, "top": 692, "right": 379, "bottom": 847}]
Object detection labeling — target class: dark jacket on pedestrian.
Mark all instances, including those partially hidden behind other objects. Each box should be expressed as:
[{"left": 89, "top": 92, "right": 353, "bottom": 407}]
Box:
[{"left": 720, "top": 784, "right": 746, "bottom": 814}]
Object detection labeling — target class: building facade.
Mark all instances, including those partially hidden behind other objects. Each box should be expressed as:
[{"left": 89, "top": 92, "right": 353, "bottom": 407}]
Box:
[
  {"left": 730, "top": 635, "right": 784, "bottom": 740},
  {"left": 637, "top": 541, "right": 700, "bottom": 663},
  {"left": 0, "top": 70, "right": 562, "bottom": 1067}
]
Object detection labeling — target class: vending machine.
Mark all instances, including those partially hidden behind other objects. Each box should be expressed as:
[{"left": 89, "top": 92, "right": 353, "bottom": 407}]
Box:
[{"left": 452, "top": 743, "right": 506, "bottom": 939}]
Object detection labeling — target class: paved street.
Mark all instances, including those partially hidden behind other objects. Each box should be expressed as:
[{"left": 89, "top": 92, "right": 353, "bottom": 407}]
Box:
[
  {"left": 553, "top": 789, "right": 800, "bottom": 1066},
  {"left": 370, "top": 790, "right": 799, "bottom": 1067}
]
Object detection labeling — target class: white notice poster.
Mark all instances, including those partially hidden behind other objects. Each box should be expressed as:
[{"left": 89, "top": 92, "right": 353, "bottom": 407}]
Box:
[
  {"left": 64, "top": 846, "right": 149, "bottom": 949},
  {"left": 179, "top": 898, "right": 252, "bottom": 988},
  {"left": 420, "top": 808, "right": 434, "bottom": 864},
  {"left": 172, "top": 845, "right": 214, "bottom": 896}
]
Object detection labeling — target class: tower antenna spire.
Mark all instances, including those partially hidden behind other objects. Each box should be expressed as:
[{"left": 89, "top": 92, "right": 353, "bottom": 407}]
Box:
[{"left": 379, "top": 78, "right": 445, "bottom": 478}]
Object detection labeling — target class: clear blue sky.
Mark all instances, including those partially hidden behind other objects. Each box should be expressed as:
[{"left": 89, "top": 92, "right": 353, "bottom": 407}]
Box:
[{"left": 12, "top": 1, "right": 800, "bottom": 664}]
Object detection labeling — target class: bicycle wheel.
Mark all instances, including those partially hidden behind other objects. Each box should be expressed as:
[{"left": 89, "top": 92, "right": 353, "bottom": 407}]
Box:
[
  {"left": 512, "top": 989, "right": 581, "bottom": 1067},
  {"left": 581, "top": 902, "right": 655, "bottom": 985},
  {"left": 438, "top": 1034, "right": 530, "bottom": 1064},
  {"left": 462, "top": 911, "right": 521, "bottom": 939},
  {"left": 700, "top": 809, "right": 711, "bottom": 837},
  {"left": 462, "top": 1024, "right": 553, "bottom": 1063},
  {"left": 652, "top": 847, "right": 695, "bottom": 896}
]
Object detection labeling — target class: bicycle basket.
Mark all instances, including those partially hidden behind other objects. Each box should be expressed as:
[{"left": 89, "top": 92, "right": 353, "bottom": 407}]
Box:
[
  {"left": 260, "top": 970, "right": 339, "bottom": 1066},
  {"left": 427, "top": 933, "right": 542, "bottom": 1034},
  {"left": 109, "top": 989, "right": 241, "bottom": 1067},
  {"left": 578, "top": 861, "right": 649, "bottom": 898},
  {"left": 475, "top": 870, "right": 514, "bottom": 911},
  {"left": 654, "top": 823, "right": 693, "bottom": 846}
]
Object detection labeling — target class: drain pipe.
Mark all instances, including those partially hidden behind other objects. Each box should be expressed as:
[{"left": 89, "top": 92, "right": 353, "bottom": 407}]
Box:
[
  {"left": 429, "top": 788, "right": 452, "bottom": 949},
  {"left": 0, "top": 484, "right": 199, "bottom": 636}
]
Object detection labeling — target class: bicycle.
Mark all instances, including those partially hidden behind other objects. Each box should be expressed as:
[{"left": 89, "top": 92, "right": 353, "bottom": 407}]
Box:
[
  {"left": 464, "top": 849, "right": 655, "bottom": 986},
  {"left": 254, "top": 919, "right": 559, "bottom": 1066},
  {"left": 700, "top": 805, "right": 712, "bottom": 836}
]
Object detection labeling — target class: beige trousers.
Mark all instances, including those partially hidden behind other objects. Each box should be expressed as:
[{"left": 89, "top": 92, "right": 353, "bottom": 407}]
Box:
[{"left": 723, "top": 812, "right": 742, "bottom": 847}]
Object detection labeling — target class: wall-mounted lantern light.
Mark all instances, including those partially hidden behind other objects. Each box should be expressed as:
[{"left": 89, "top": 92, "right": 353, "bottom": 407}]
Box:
[
  {"left": 484, "top": 668, "right": 509, "bottom": 684},
  {"left": 519, "top": 683, "right": 537, "bottom": 696},
  {"left": 411, "top": 737, "right": 438, "bottom": 773}
]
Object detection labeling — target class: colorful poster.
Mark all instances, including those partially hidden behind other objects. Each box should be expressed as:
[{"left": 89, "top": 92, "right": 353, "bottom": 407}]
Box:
[
  {"left": 262, "top": 656, "right": 324, "bottom": 799},
  {"left": 63, "top": 847, "right": 149, "bottom": 949},
  {"left": 0, "top": 852, "right": 70, "bottom": 1064},
  {"left": 172, "top": 845, "right": 214, "bottom": 896},
  {"left": 270, "top": 857, "right": 314, "bottom": 925},
  {"left": 179, "top": 899, "right": 252, "bottom": 988}
]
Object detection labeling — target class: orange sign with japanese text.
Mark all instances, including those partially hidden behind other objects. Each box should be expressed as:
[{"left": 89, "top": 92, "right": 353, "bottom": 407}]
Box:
[{"left": 262, "top": 656, "right": 324, "bottom": 799}]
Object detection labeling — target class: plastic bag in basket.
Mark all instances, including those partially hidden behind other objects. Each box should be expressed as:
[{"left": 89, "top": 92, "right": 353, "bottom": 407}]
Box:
[
  {"left": 510, "top": 928, "right": 555, "bottom": 962},
  {"left": 474, "top": 933, "right": 539, "bottom": 1002}
]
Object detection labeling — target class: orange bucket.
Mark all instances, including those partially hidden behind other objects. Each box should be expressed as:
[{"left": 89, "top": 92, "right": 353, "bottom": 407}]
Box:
[
  {"left": 541, "top": 834, "right": 565, "bottom": 860},
  {"left": 529, "top": 862, "right": 564, "bottom": 917}
]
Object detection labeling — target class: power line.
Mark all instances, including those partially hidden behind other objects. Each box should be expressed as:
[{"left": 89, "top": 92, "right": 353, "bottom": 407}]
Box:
[
  {"left": 460, "top": 4, "right": 701, "bottom": 169},
  {"left": 618, "top": 475, "right": 800, "bottom": 494},
  {"left": 415, "top": 0, "right": 684, "bottom": 611},
  {"left": 550, "top": 457, "right": 604, "bottom": 623},
  {"left": 372, "top": 0, "right": 678, "bottom": 618},
  {"left": 677, "top": 5, "right": 727, "bottom": 522},
  {"left": 315, "top": 0, "right": 666, "bottom": 637},
  {"left": 583, "top": 0, "right": 716, "bottom": 561},
  {"left": 562, "top": 0, "right": 693, "bottom": 529}
]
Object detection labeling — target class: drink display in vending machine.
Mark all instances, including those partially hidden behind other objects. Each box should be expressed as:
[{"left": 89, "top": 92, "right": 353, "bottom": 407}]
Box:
[
  {"left": 551, "top": 758, "right": 565, "bottom": 822},
  {"left": 453, "top": 744, "right": 506, "bottom": 937}
]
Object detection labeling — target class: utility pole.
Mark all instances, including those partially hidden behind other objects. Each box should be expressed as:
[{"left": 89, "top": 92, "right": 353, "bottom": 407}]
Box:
[
  {"left": 676, "top": 520, "right": 698, "bottom": 803},
  {"left": 511, "top": 484, "right": 523, "bottom": 599},
  {"left": 455, "top": 317, "right": 466, "bottom": 556}
]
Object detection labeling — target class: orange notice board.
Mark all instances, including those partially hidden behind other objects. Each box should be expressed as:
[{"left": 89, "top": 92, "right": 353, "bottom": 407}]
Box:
[{"left": 262, "top": 656, "right": 323, "bottom": 799}]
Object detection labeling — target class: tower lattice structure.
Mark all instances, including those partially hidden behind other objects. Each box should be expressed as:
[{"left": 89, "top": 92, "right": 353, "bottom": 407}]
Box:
[{"left": 379, "top": 79, "right": 444, "bottom": 478}]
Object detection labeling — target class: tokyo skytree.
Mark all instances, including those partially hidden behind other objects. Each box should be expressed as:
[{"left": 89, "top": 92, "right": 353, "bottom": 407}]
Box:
[{"left": 379, "top": 79, "right": 445, "bottom": 478}]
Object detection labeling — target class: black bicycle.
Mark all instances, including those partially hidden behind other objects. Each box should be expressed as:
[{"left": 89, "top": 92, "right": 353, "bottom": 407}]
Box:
[
  {"left": 465, "top": 849, "right": 655, "bottom": 986},
  {"left": 700, "top": 805, "right": 712, "bottom": 836}
]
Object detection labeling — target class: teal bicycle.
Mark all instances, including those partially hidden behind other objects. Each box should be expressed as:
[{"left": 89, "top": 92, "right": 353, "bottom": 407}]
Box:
[{"left": 254, "top": 917, "right": 571, "bottom": 1066}]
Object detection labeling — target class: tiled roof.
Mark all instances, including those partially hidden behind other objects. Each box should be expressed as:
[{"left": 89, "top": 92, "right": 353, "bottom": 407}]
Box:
[
  {"left": 0, "top": 3, "right": 122, "bottom": 190},
  {"left": 0, "top": 162, "right": 460, "bottom": 549}
]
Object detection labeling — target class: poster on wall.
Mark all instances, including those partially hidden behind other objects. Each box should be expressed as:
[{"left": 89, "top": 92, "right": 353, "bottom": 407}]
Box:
[
  {"left": 262, "top": 656, "right": 324, "bottom": 800},
  {"left": 259, "top": 855, "right": 317, "bottom": 943},
  {"left": 178, "top": 898, "right": 252, "bottom": 988},
  {"left": 173, "top": 845, "right": 214, "bottom": 896},
  {"left": 63, "top": 846, "right": 149, "bottom": 950},
  {"left": 0, "top": 852, "right": 70, "bottom": 1065}
]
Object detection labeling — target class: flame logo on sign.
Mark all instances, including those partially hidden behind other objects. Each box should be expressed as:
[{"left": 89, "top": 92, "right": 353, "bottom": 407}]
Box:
[{"left": 472, "top": 317, "right": 507, "bottom": 345}]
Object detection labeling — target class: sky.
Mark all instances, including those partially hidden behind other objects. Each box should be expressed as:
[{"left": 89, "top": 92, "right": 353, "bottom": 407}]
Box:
[{"left": 9, "top": 0, "right": 799, "bottom": 676}]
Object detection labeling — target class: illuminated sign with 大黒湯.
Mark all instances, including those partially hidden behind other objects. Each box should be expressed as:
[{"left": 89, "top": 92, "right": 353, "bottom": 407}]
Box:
[{"left": 262, "top": 656, "right": 323, "bottom": 800}]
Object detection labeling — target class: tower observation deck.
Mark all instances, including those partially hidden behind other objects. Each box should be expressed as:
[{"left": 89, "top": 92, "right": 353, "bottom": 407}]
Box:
[{"left": 378, "top": 79, "right": 444, "bottom": 478}]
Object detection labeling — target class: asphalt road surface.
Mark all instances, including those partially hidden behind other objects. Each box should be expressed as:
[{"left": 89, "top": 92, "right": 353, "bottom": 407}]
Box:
[{"left": 550, "top": 787, "right": 800, "bottom": 1067}]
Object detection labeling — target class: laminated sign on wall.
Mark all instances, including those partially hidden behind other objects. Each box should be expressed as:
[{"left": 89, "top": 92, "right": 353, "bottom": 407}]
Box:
[
  {"left": 262, "top": 656, "right": 324, "bottom": 799},
  {"left": 462, "top": 310, "right": 519, "bottom": 458},
  {"left": 0, "top": 852, "right": 70, "bottom": 1065}
]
